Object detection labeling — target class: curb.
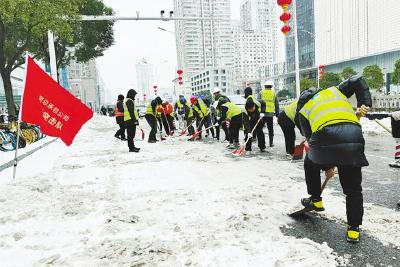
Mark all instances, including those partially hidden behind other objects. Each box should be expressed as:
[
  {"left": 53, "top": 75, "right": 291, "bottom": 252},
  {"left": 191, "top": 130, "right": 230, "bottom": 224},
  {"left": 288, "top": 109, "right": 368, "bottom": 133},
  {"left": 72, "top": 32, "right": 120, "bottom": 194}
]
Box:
[{"left": 0, "top": 138, "right": 58, "bottom": 172}]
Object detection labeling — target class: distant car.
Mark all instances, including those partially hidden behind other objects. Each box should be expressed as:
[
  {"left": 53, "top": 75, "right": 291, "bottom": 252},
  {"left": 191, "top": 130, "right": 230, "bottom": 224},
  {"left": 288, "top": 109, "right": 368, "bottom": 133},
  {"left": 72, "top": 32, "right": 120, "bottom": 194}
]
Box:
[
  {"left": 213, "top": 95, "right": 245, "bottom": 110},
  {"left": 227, "top": 95, "right": 245, "bottom": 111}
]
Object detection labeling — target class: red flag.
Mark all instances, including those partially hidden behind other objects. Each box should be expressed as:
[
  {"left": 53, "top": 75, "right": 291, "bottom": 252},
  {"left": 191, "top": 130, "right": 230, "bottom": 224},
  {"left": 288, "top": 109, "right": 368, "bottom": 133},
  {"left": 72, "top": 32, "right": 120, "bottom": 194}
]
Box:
[{"left": 21, "top": 56, "right": 93, "bottom": 146}]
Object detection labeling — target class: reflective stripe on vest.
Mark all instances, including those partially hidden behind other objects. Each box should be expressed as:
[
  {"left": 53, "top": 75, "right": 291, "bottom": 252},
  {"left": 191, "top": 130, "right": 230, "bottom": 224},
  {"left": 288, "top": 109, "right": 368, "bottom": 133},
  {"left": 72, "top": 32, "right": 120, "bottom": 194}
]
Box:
[
  {"left": 299, "top": 87, "right": 360, "bottom": 133},
  {"left": 123, "top": 98, "right": 139, "bottom": 121},
  {"left": 146, "top": 102, "right": 159, "bottom": 117},
  {"left": 114, "top": 102, "right": 124, "bottom": 117},
  {"left": 192, "top": 99, "right": 209, "bottom": 118},
  {"left": 223, "top": 102, "right": 242, "bottom": 120},
  {"left": 176, "top": 101, "right": 183, "bottom": 109},
  {"left": 284, "top": 101, "right": 298, "bottom": 123},
  {"left": 261, "top": 89, "right": 275, "bottom": 113}
]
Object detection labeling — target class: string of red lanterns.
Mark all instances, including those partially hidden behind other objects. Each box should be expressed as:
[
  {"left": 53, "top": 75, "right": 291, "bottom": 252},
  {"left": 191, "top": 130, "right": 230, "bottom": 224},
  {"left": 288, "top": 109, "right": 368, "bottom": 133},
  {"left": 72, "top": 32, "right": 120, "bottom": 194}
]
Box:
[
  {"left": 177, "top": 69, "right": 184, "bottom": 85},
  {"left": 277, "top": 0, "right": 293, "bottom": 36}
]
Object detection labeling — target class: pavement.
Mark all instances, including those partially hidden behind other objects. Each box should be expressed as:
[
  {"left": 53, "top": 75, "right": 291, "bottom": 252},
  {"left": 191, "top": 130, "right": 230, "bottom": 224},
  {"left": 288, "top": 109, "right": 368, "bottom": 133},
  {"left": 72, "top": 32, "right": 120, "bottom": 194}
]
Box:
[{"left": 272, "top": 126, "right": 400, "bottom": 267}]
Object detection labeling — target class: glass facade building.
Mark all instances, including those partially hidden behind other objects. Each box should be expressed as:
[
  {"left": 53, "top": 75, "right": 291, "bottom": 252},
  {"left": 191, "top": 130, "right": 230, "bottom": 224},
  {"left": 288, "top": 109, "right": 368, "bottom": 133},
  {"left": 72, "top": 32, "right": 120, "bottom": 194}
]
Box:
[{"left": 285, "top": 0, "right": 316, "bottom": 83}]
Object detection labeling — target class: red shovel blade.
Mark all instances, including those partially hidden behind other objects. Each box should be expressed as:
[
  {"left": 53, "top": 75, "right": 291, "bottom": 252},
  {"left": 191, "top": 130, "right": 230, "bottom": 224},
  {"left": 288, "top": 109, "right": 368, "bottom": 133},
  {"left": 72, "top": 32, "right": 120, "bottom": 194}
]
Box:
[
  {"left": 192, "top": 131, "right": 200, "bottom": 139},
  {"left": 232, "top": 146, "right": 245, "bottom": 156},
  {"left": 292, "top": 143, "right": 304, "bottom": 160}
]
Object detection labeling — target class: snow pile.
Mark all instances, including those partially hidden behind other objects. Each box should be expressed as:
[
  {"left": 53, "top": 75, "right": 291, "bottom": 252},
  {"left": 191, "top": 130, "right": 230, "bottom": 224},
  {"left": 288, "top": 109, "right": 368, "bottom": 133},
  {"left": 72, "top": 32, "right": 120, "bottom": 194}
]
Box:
[
  {"left": 0, "top": 115, "right": 397, "bottom": 266},
  {"left": 360, "top": 117, "right": 392, "bottom": 136}
]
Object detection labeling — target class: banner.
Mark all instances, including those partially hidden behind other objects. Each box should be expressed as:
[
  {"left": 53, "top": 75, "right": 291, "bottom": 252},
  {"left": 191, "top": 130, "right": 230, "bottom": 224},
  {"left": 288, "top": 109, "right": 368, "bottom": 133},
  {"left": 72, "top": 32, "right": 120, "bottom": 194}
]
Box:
[{"left": 21, "top": 56, "right": 93, "bottom": 146}]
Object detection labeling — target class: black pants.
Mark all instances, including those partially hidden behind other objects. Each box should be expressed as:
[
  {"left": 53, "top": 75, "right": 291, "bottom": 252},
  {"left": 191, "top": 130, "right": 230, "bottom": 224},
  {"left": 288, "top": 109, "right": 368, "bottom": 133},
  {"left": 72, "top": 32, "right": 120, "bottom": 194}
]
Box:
[
  {"left": 126, "top": 124, "right": 137, "bottom": 150},
  {"left": 278, "top": 112, "right": 296, "bottom": 154},
  {"left": 161, "top": 114, "right": 174, "bottom": 135},
  {"left": 304, "top": 155, "right": 363, "bottom": 226},
  {"left": 229, "top": 114, "right": 242, "bottom": 144},
  {"left": 264, "top": 116, "right": 274, "bottom": 146},
  {"left": 145, "top": 114, "right": 158, "bottom": 141},
  {"left": 216, "top": 122, "right": 228, "bottom": 141},
  {"left": 115, "top": 123, "right": 126, "bottom": 139},
  {"left": 186, "top": 118, "right": 195, "bottom": 135},
  {"left": 246, "top": 118, "right": 266, "bottom": 151},
  {"left": 197, "top": 115, "right": 215, "bottom": 138}
]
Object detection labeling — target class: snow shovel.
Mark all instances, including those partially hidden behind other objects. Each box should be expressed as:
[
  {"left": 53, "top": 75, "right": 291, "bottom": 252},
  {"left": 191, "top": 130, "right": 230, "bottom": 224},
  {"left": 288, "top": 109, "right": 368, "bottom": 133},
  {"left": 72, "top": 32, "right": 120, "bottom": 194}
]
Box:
[
  {"left": 292, "top": 140, "right": 306, "bottom": 161},
  {"left": 289, "top": 168, "right": 336, "bottom": 217},
  {"left": 232, "top": 117, "right": 262, "bottom": 156},
  {"left": 191, "top": 124, "right": 218, "bottom": 140},
  {"left": 374, "top": 119, "right": 392, "bottom": 134}
]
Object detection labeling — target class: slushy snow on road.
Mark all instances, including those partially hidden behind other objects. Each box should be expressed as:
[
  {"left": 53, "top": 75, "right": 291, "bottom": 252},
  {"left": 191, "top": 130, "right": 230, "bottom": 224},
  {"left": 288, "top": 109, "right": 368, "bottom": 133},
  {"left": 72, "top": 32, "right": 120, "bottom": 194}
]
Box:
[{"left": 0, "top": 115, "right": 398, "bottom": 266}]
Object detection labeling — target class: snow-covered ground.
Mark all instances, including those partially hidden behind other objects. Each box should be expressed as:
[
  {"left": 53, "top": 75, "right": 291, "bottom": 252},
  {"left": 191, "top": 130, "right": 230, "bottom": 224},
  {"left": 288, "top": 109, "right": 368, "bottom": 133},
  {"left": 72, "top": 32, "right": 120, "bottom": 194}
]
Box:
[
  {"left": 0, "top": 115, "right": 398, "bottom": 266},
  {"left": 360, "top": 117, "right": 392, "bottom": 136}
]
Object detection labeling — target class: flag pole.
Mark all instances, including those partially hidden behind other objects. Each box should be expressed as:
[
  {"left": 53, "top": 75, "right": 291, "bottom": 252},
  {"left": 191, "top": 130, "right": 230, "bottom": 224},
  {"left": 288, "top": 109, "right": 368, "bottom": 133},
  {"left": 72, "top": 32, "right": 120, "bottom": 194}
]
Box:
[{"left": 12, "top": 53, "right": 29, "bottom": 181}]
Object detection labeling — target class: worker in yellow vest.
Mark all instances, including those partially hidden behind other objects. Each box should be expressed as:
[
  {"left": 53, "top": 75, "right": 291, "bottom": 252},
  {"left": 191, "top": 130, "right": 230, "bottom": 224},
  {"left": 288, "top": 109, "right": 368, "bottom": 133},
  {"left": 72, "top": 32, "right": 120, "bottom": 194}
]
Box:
[
  {"left": 296, "top": 75, "right": 372, "bottom": 243},
  {"left": 244, "top": 87, "right": 266, "bottom": 152},
  {"left": 145, "top": 96, "right": 163, "bottom": 143},
  {"left": 217, "top": 99, "right": 243, "bottom": 149},
  {"left": 123, "top": 89, "right": 140, "bottom": 152},
  {"left": 260, "top": 80, "right": 279, "bottom": 147},
  {"left": 190, "top": 95, "right": 215, "bottom": 140},
  {"left": 277, "top": 100, "right": 299, "bottom": 156},
  {"left": 114, "top": 94, "right": 126, "bottom": 141}
]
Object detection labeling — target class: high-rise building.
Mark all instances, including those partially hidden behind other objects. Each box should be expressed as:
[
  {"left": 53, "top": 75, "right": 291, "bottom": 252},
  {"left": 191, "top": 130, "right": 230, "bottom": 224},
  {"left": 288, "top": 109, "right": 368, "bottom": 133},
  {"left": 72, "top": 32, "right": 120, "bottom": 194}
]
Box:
[
  {"left": 68, "top": 59, "right": 100, "bottom": 110},
  {"left": 174, "top": 0, "right": 234, "bottom": 95},
  {"left": 285, "top": 0, "right": 316, "bottom": 78},
  {"left": 233, "top": 0, "right": 280, "bottom": 93},
  {"left": 314, "top": 0, "right": 400, "bottom": 65},
  {"left": 136, "top": 58, "right": 154, "bottom": 98}
]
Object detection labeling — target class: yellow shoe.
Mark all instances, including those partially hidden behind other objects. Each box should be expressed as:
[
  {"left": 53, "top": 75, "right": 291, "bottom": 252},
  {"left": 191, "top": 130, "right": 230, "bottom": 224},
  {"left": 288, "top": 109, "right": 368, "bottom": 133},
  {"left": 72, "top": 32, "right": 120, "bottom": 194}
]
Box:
[
  {"left": 301, "top": 197, "right": 325, "bottom": 212},
  {"left": 346, "top": 226, "right": 360, "bottom": 243}
]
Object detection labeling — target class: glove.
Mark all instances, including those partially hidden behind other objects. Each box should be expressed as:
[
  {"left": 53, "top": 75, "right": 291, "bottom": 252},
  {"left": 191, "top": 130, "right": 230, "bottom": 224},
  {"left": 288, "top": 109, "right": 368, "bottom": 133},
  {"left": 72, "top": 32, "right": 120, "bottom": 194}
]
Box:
[
  {"left": 247, "top": 133, "right": 253, "bottom": 138},
  {"left": 217, "top": 117, "right": 221, "bottom": 121},
  {"left": 355, "top": 105, "right": 370, "bottom": 119},
  {"left": 392, "top": 111, "right": 400, "bottom": 121},
  {"left": 214, "top": 123, "right": 219, "bottom": 127},
  {"left": 260, "top": 113, "right": 265, "bottom": 118},
  {"left": 134, "top": 121, "right": 139, "bottom": 126}
]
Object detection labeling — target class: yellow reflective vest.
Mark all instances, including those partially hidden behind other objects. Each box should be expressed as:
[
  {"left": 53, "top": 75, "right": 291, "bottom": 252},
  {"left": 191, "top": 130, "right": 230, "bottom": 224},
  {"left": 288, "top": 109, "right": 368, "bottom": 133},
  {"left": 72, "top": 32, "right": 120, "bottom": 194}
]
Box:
[
  {"left": 176, "top": 100, "right": 184, "bottom": 109},
  {"left": 223, "top": 102, "right": 242, "bottom": 120},
  {"left": 246, "top": 95, "right": 261, "bottom": 109},
  {"left": 261, "top": 89, "right": 276, "bottom": 113},
  {"left": 284, "top": 101, "right": 298, "bottom": 123},
  {"left": 123, "top": 98, "right": 139, "bottom": 121},
  {"left": 299, "top": 87, "right": 360, "bottom": 133},
  {"left": 192, "top": 99, "right": 209, "bottom": 118},
  {"left": 146, "top": 102, "right": 160, "bottom": 117}
]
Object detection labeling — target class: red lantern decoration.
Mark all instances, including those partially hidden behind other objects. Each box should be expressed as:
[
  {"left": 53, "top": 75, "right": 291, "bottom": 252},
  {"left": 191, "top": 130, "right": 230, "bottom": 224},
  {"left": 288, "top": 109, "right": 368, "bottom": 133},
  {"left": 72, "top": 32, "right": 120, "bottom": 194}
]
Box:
[
  {"left": 179, "top": 81, "right": 183, "bottom": 85},
  {"left": 177, "top": 70, "right": 183, "bottom": 75},
  {"left": 153, "top": 85, "right": 157, "bottom": 89},
  {"left": 281, "top": 25, "right": 291, "bottom": 36},
  {"left": 178, "top": 77, "right": 183, "bottom": 81},
  {"left": 277, "top": 0, "right": 292, "bottom": 11},
  {"left": 280, "top": 12, "right": 291, "bottom": 24}
]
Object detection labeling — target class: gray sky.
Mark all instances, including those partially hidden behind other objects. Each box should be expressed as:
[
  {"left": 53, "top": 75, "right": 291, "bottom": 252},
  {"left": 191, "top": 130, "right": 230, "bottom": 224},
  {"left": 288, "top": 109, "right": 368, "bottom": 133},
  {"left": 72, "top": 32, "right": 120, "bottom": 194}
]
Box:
[{"left": 97, "top": 0, "right": 243, "bottom": 102}]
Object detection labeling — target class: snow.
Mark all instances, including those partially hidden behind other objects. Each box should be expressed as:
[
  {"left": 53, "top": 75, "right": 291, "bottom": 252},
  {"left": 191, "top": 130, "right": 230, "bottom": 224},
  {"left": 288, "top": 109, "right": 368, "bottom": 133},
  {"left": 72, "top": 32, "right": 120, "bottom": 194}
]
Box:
[
  {"left": 360, "top": 117, "right": 392, "bottom": 136},
  {"left": 0, "top": 115, "right": 398, "bottom": 266}
]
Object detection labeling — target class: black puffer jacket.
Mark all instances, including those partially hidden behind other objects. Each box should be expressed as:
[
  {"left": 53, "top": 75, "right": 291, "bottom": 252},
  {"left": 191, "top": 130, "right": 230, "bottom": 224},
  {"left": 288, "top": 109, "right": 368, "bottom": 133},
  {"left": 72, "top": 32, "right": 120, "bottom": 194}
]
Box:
[
  {"left": 392, "top": 116, "right": 400, "bottom": 138},
  {"left": 296, "top": 75, "right": 372, "bottom": 167}
]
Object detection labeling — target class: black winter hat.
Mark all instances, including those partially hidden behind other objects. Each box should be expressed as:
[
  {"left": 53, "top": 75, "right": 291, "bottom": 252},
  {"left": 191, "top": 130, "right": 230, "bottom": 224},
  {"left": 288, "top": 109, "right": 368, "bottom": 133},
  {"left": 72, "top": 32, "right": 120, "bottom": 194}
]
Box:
[
  {"left": 117, "top": 94, "right": 124, "bottom": 101},
  {"left": 155, "top": 96, "right": 162, "bottom": 105},
  {"left": 244, "top": 87, "right": 253, "bottom": 98},
  {"left": 127, "top": 89, "right": 137, "bottom": 99},
  {"left": 245, "top": 99, "right": 255, "bottom": 110}
]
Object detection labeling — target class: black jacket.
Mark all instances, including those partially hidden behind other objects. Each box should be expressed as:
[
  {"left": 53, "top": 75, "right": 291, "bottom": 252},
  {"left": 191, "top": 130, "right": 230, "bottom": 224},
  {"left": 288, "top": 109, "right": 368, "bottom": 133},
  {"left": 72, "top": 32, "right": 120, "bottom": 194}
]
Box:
[
  {"left": 125, "top": 89, "right": 138, "bottom": 126},
  {"left": 296, "top": 75, "right": 372, "bottom": 167},
  {"left": 392, "top": 116, "right": 400, "bottom": 138}
]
